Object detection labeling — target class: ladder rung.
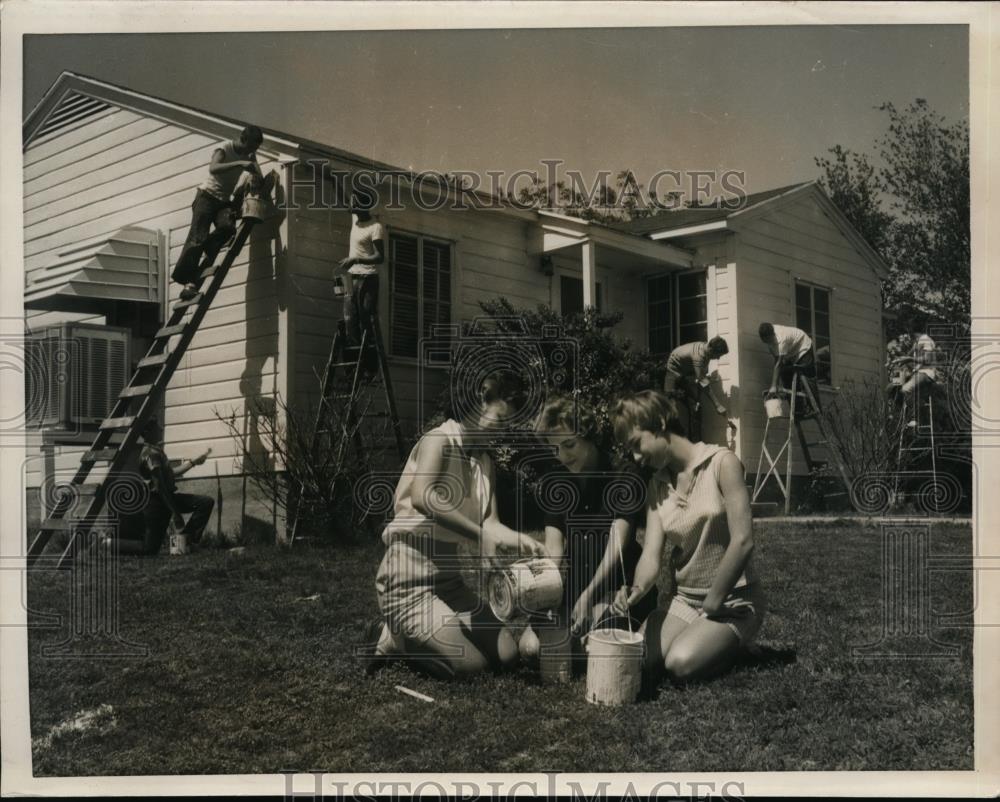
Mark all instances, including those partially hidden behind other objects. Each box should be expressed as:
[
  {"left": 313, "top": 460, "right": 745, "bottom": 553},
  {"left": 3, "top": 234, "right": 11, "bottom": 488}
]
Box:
[
  {"left": 172, "top": 293, "right": 204, "bottom": 311},
  {"left": 155, "top": 323, "right": 187, "bottom": 339},
  {"left": 118, "top": 384, "right": 153, "bottom": 399},
  {"left": 82, "top": 448, "right": 118, "bottom": 462},
  {"left": 99, "top": 416, "right": 136, "bottom": 430},
  {"left": 138, "top": 353, "right": 169, "bottom": 369},
  {"left": 200, "top": 265, "right": 218, "bottom": 280},
  {"left": 331, "top": 361, "right": 360, "bottom": 369}
]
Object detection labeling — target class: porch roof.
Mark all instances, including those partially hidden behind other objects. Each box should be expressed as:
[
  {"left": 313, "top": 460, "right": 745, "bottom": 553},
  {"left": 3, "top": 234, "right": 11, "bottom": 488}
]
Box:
[{"left": 537, "top": 210, "right": 694, "bottom": 270}]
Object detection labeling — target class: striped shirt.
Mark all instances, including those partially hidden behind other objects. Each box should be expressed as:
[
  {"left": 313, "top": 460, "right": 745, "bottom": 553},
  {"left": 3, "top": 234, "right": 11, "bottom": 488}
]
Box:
[
  {"left": 382, "top": 419, "right": 494, "bottom": 549},
  {"left": 648, "top": 443, "right": 758, "bottom": 596}
]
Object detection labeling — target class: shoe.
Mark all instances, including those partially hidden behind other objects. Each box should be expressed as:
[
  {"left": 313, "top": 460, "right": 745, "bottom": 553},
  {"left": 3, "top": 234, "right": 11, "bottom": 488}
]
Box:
[
  {"left": 906, "top": 419, "right": 918, "bottom": 428},
  {"left": 179, "top": 283, "right": 199, "bottom": 301},
  {"left": 358, "top": 616, "right": 388, "bottom": 676}
]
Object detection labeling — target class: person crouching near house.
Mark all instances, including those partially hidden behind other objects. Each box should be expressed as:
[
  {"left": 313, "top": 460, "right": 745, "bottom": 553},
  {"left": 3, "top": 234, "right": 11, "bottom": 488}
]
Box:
[
  {"left": 758, "top": 321, "right": 821, "bottom": 412},
  {"left": 663, "top": 336, "right": 735, "bottom": 441},
  {"left": 609, "top": 390, "right": 766, "bottom": 684},
  {"left": 171, "top": 125, "right": 265, "bottom": 300},
  {"left": 105, "top": 417, "right": 213, "bottom": 556},
  {"left": 519, "top": 395, "right": 658, "bottom": 670},
  {"left": 359, "top": 370, "right": 547, "bottom": 679},
  {"left": 336, "top": 190, "right": 386, "bottom": 349}
]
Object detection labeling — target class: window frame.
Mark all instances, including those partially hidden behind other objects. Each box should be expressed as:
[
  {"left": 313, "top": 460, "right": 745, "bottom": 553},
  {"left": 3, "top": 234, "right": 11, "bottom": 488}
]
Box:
[
  {"left": 556, "top": 271, "right": 605, "bottom": 317},
  {"left": 793, "top": 279, "right": 834, "bottom": 386},
  {"left": 385, "top": 227, "right": 456, "bottom": 363},
  {"left": 645, "top": 268, "right": 710, "bottom": 356}
]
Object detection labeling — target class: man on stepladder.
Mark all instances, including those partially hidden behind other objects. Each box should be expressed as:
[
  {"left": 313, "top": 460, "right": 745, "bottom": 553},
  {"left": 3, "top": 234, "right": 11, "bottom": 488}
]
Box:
[
  {"left": 662, "top": 336, "right": 735, "bottom": 441},
  {"left": 759, "top": 321, "right": 821, "bottom": 412},
  {"left": 337, "top": 190, "right": 386, "bottom": 350},
  {"left": 888, "top": 332, "right": 939, "bottom": 425},
  {"left": 171, "top": 125, "right": 265, "bottom": 300}
]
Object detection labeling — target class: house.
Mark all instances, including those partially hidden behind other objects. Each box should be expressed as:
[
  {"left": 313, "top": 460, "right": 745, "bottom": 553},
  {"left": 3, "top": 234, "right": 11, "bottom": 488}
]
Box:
[{"left": 22, "top": 72, "right": 888, "bottom": 539}]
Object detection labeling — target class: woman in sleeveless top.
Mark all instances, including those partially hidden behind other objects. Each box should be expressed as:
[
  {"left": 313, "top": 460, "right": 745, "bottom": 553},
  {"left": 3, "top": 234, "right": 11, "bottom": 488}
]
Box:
[
  {"left": 610, "top": 390, "right": 766, "bottom": 683},
  {"left": 362, "top": 371, "right": 545, "bottom": 679}
]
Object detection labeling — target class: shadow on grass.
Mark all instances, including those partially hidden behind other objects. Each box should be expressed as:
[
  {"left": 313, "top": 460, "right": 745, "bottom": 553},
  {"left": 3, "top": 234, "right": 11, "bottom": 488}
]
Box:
[{"left": 637, "top": 643, "right": 798, "bottom": 701}]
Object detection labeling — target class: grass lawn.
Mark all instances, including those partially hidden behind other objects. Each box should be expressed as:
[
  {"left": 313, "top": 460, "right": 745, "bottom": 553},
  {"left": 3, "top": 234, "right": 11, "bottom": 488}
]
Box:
[{"left": 26, "top": 520, "right": 973, "bottom": 775}]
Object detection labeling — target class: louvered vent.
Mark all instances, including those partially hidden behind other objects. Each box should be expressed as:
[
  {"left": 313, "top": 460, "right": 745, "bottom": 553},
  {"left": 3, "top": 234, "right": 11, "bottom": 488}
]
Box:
[
  {"left": 25, "top": 323, "right": 130, "bottom": 429},
  {"left": 35, "top": 92, "right": 112, "bottom": 140}
]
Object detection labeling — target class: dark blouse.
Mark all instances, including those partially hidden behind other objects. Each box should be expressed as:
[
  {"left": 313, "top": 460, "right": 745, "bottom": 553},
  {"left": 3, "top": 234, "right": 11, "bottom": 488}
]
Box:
[{"left": 536, "top": 454, "right": 656, "bottom": 621}]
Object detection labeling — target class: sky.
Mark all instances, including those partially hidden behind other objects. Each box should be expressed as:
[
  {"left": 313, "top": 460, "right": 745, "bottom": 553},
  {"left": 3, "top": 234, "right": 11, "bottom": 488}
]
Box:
[{"left": 23, "top": 25, "right": 968, "bottom": 200}]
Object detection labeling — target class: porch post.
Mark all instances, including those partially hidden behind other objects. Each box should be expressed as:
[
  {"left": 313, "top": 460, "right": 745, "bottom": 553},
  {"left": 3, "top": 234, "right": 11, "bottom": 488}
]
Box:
[{"left": 581, "top": 239, "right": 596, "bottom": 308}]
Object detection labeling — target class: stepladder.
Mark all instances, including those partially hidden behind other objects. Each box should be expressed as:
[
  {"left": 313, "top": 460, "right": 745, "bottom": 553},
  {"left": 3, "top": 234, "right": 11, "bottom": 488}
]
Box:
[
  {"left": 287, "top": 313, "right": 407, "bottom": 546},
  {"left": 893, "top": 387, "right": 940, "bottom": 513},
  {"left": 26, "top": 206, "right": 267, "bottom": 570},
  {"left": 751, "top": 369, "right": 852, "bottom": 515}
]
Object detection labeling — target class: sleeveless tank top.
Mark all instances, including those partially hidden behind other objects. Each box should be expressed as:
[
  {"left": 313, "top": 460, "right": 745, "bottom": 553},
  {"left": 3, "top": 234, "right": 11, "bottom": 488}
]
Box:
[
  {"left": 381, "top": 419, "right": 494, "bottom": 550},
  {"left": 648, "top": 442, "right": 758, "bottom": 597}
]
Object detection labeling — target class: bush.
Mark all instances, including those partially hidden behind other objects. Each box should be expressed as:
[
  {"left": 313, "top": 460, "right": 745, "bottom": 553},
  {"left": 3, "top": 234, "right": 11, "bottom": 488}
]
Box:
[{"left": 428, "top": 297, "right": 665, "bottom": 528}]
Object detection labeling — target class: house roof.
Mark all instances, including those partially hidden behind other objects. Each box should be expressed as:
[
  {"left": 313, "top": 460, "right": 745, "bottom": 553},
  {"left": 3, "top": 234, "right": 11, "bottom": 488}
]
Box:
[
  {"left": 609, "top": 182, "right": 812, "bottom": 235},
  {"left": 610, "top": 180, "right": 889, "bottom": 280}
]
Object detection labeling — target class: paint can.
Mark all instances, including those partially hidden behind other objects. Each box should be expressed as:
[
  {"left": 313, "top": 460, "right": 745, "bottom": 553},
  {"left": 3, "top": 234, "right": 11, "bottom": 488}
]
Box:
[
  {"left": 764, "top": 396, "right": 788, "bottom": 419},
  {"left": 487, "top": 558, "right": 563, "bottom": 622},
  {"left": 241, "top": 196, "right": 276, "bottom": 221},
  {"left": 584, "top": 628, "right": 644, "bottom": 706},
  {"left": 537, "top": 624, "right": 573, "bottom": 684},
  {"left": 169, "top": 533, "right": 189, "bottom": 556}
]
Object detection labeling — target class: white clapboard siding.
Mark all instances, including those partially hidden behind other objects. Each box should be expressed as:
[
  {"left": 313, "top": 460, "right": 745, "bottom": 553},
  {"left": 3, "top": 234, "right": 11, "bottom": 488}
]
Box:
[
  {"left": 288, "top": 167, "right": 541, "bottom": 438},
  {"left": 734, "top": 195, "right": 884, "bottom": 476},
  {"left": 23, "top": 102, "right": 287, "bottom": 485}
]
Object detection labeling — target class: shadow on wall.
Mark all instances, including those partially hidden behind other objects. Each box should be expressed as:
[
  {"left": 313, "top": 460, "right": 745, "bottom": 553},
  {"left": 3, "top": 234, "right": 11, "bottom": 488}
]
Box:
[{"left": 698, "top": 374, "right": 740, "bottom": 448}]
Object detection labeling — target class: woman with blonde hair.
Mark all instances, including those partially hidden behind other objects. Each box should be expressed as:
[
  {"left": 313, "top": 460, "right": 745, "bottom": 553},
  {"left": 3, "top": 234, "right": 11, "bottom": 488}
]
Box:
[{"left": 610, "top": 390, "right": 766, "bottom": 683}]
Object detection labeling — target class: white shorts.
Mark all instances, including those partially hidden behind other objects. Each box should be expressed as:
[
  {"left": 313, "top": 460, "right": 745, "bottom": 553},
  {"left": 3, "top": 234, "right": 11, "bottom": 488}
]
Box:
[{"left": 666, "top": 584, "right": 766, "bottom": 646}]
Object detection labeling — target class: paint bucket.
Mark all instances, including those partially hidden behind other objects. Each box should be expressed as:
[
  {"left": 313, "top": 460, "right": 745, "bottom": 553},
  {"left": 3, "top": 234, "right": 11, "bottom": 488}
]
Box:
[
  {"left": 333, "top": 276, "right": 346, "bottom": 297},
  {"left": 241, "top": 196, "right": 276, "bottom": 221},
  {"left": 764, "top": 396, "right": 788, "bottom": 419},
  {"left": 169, "top": 533, "right": 189, "bottom": 556},
  {"left": 584, "top": 628, "right": 644, "bottom": 706},
  {"left": 536, "top": 624, "right": 573, "bottom": 684},
  {"left": 487, "top": 558, "right": 563, "bottom": 622}
]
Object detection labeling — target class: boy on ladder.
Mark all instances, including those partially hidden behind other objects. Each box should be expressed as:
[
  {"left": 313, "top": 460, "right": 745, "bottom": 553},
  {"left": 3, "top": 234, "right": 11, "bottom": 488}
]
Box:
[
  {"left": 171, "top": 125, "right": 265, "bottom": 300},
  {"left": 759, "top": 322, "right": 821, "bottom": 412},
  {"left": 337, "top": 190, "right": 386, "bottom": 347}
]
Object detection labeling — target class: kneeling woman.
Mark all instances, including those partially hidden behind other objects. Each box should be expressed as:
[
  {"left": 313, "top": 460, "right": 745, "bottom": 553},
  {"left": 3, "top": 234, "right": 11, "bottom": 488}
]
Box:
[
  {"left": 523, "top": 397, "right": 658, "bottom": 662},
  {"left": 611, "top": 390, "right": 765, "bottom": 683},
  {"left": 363, "top": 371, "right": 545, "bottom": 679}
]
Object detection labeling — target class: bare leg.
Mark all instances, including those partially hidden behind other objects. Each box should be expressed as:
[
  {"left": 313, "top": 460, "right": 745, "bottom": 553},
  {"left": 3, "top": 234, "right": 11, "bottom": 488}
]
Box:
[
  {"left": 662, "top": 617, "right": 742, "bottom": 683},
  {"left": 641, "top": 607, "right": 692, "bottom": 675}
]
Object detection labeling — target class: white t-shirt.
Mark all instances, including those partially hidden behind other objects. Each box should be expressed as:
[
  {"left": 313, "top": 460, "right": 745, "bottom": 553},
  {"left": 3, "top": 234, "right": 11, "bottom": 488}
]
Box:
[
  {"left": 768, "top": 324, "right": 813, "bottom": 361},
  {"left": 199, "top": 141, "right": 248, "bottom": 202},
  {"left": 347, "top": 215, "right": 386, "bottom": 276},
  {"left": 913, "top": 334, "right": 937, "bottom": 380}
]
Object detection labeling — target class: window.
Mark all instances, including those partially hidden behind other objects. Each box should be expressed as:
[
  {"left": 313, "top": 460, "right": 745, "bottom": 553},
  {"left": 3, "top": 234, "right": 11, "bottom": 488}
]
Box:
[
  {"left": 559, "top": 275, "right": 603, "bottom": 317},
  {"left": 646, "top": 270, "right": 709, "bottom": 355},
  {"left": 795, "top": 282, "right": 832, "bottom": 384},
  {"left": 389, "top": 232, "right": 452, "bottom": 358}
]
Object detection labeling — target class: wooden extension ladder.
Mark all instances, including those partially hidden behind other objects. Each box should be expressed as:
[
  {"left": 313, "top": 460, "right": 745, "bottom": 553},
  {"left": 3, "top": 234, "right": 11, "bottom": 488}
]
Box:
[
  {"left": 287, "top": 314, "right": 407, "bottom": 546},
  {"left": 751, "top": 370, "right": 852, "bottom": 515},
  {"left": 26, "top": 215, "right": 262, "bottom": 570}
]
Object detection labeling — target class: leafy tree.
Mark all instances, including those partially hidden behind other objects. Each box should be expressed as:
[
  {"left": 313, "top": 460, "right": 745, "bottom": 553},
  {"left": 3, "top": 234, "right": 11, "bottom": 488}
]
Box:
[{"left": 816, "top": 99, "right": 970, "bottom": 335}]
